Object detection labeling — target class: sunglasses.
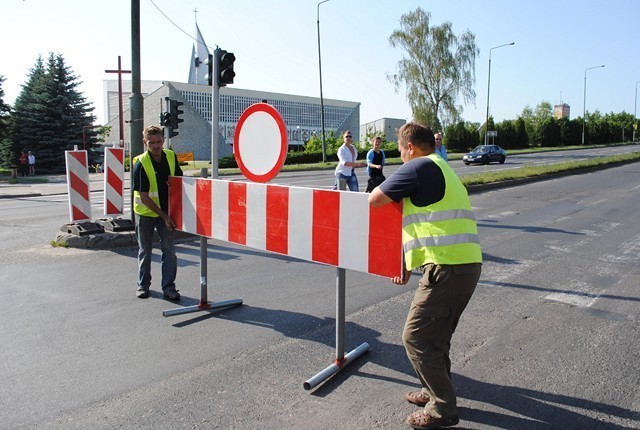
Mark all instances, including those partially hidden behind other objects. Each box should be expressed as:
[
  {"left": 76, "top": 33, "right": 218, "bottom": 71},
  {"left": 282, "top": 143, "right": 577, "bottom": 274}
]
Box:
[{"left": 345, "top": 135, "right": 352, "bottom": 138}]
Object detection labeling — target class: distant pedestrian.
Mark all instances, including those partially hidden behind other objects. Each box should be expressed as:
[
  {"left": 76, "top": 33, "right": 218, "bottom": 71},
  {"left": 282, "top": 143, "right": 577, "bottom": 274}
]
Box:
[
  {"left": 18, "top": 150, "right": 28, "bottom": 177},
  {"left": 333, "top": 130, "right": 365, "bottom": 191},
  {"left": 28, "top": 151, "right": 36, "bottom": 176},
  {"left": 365, "top": 136, "right": 386, "bottom": 193},
  {"left": 434, "top": 132, "right": 448, "bottom": 162}
]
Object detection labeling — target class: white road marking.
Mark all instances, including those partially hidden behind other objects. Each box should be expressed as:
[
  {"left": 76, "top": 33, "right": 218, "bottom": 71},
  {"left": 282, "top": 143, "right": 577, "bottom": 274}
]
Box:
[
  {"left": 545, "top": 281, "right": 599, "bottom": 307},
  {"left": 600, "top": 233, "right": 640, "bottom": 265}
]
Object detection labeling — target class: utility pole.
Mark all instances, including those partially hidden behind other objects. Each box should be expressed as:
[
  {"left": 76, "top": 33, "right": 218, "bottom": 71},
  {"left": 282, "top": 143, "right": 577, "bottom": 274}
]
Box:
[{"left": 129, "top": 0, "right": 144, "bottom": 222}]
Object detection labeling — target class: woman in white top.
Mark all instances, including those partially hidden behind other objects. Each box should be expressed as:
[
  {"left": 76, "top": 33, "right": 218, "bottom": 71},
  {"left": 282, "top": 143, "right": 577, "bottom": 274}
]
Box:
[{"left": 333, "top": 131, "right": 365, "bottom": 191}]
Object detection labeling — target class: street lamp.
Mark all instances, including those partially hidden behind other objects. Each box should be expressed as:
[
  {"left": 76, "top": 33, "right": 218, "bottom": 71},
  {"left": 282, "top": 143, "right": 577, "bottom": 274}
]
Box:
[
  {"left": 582, "top": 64, "right": 605, "bottom": 145},
  {"left": 317, "top": 0, "right": 330, "bottom": 163},
  {"left": 485, "top": 42, "right": 514, "bottom": 145},
  {"left": 634, "top": 80, "right": 640, "bottom": 142}
]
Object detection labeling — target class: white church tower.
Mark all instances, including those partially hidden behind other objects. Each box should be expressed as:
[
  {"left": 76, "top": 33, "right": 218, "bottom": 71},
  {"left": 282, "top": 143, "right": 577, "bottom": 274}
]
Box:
[{"left": 188, "top": 20, "right": 210, "bottom": 85}]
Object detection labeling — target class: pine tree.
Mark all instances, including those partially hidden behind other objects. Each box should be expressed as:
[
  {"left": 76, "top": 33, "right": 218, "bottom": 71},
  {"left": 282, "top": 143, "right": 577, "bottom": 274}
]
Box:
[
  {"left": 0, "top": 76, "right": 16, "bottom": 169},
  {"left": 12, "top": 53, "right": 96, "bottom": 173}
]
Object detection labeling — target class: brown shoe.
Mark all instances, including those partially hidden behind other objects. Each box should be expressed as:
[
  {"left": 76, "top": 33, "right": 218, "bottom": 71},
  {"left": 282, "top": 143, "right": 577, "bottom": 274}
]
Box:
[
  {"left": 406, "top": 410, "right": 459, "bottom": 430},
  {"left": 405, "top": 390, "right": 430, "bottom": 407}
]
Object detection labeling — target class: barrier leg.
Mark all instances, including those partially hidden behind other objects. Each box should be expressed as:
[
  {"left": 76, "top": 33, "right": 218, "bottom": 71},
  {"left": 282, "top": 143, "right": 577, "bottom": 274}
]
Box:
[
  {"left": 163, "top": 168, "right": 243, "bottom": 317},
  {"left": 303, "top": 178, "right": 370, "bottom": 390}
]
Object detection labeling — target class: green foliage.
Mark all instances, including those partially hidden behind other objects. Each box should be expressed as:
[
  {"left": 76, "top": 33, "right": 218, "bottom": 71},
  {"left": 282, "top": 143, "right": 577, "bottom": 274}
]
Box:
[
  {"left": 514, "top": 117, "right": 529, "bottom": 148},
  {"left": 495, "top": 120, "right": 517, "bottom": 149},
  {"left": 443, "top": 121, "right": 480, "bottom": 152},
  {"left": 303, "top": 131, "right": 343, "bottom": 155},
  {"left": 388, "top": 7, "right": 478, "bottom": 130},
  {"left": 9, "top": 53, "right": 96, "bottom": 173},
  {"left": 0, "top": 76, "right": 16, "bottom": 169}
]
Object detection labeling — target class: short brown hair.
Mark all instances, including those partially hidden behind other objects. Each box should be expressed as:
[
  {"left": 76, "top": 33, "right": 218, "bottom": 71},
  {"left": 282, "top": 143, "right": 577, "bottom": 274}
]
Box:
[
  {"left": 142, "top": 125, "right": 164, "bottom": 142},
  {"left": 397, "top": 122, "right": 435, "bottom": 150}
]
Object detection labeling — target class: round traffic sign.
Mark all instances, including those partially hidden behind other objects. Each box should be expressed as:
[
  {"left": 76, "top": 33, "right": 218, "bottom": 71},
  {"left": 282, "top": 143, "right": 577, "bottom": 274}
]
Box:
[{"left": 233, "top": 103, "right": 288, "bottom": 183}]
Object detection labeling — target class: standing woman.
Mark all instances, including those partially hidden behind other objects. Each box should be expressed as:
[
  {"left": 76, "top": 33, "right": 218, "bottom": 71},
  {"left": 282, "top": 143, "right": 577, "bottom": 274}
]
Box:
[
  {"left": 333, "top": 130, "right": 365, "bottom": 191},
  {"left": 28, "top": 151, "right": 36, "bottom": 176}
]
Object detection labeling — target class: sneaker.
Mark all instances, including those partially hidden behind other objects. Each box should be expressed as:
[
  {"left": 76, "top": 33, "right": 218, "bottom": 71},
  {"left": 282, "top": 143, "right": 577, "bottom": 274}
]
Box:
[
  {"left": 406, "top": 410, "right": 459, "bottom": 430},
  {"left": 163, "top": 288, "right": 180, "bottom": 301},
  {"left": 405, "top": 390, "right": 430, "bottom": 407},
  {"left": 136, "top": 287, "right": 149, "bottom": 299}
]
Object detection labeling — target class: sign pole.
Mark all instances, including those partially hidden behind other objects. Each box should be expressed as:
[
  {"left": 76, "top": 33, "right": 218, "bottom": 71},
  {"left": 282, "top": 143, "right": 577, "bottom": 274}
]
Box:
[
  {"left": 163, "top": 167, "right": 242, "bottom": 317},
  {"left": 211, "top": 48, "right": 220, "bottom": 179}
]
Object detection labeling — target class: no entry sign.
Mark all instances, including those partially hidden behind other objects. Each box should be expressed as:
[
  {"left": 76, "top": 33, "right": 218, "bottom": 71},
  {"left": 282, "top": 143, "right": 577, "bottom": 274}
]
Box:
[{"left": 233, "top": 103, "right": 288, "bottom": 183}]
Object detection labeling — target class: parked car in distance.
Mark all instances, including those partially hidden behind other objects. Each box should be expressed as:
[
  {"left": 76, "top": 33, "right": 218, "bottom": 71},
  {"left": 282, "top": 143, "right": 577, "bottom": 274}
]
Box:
[{"left": 462, "top": 145, "right": 506, "bottom": 165}]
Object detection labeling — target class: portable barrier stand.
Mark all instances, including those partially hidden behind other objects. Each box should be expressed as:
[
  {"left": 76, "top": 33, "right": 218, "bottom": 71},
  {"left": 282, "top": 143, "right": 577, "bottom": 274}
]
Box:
[
  {"left": 61, "top": 146, "right": 104, "bottom": 236},
  {"left": 162, "top": 168, "right": 243, "bottom": 317},
  {"left": 162, "top": 102, "right": 403, "bottom": 390},
  {"left": 163, "top": 174, "right": 404, "bottom": 388},
  {"left": 303, "top": 180, "right": 371, "bottom": 390},
  {"left": 97, "top": 146, "right": 134, "bottom": 232}
]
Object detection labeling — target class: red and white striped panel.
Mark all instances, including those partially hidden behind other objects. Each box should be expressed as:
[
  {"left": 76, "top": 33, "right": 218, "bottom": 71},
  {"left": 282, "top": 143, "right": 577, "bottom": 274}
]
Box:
[
  {"left": 103, "top": 147, "right": 125, "bottom": 216},
  {"left": 65, "top": 150, "right": 91, "bottom": 223},
  {"left": 169, "top": 177, "right": 403, "bottom": 278}
]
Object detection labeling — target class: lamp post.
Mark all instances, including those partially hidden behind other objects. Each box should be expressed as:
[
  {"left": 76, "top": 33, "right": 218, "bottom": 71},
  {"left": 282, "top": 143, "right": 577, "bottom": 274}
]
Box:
[
  {"left": 634, "top": 80, "right": 640, "bottom": 142},
  {"left": 582, "top": 64, "right": 605, "bottom": 145},
  {"left": 317, "top": 0, "right": 330, "bottom": 163},
  {"left": 485, "top": 42, "right": 514, "bottom": 145}
]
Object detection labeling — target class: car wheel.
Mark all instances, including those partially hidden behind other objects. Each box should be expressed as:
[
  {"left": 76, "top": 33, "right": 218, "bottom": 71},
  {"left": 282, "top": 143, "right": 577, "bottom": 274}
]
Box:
[
  {"left": 483, "top": 155, "right": 490, "bottom": 165},
  {"left": 464, "top": 161, "right": 470, "bottom": 165},
  {"left": 500, "top": 155, "right": 506, "bottom": 164}
]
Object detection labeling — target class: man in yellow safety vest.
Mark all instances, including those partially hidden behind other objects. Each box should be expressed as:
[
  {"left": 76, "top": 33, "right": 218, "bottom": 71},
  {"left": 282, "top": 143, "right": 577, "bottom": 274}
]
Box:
[
  {"left": 133, "top": 125, "right": 183, "bottom": 301},
  {"left": 369, "top": 122, "right": 482, "bottom": 430}
]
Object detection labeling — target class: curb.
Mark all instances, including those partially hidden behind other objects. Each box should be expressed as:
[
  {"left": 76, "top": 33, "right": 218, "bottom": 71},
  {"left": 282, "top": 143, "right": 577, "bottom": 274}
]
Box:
[
  {"left": 53, "top": 230, "right": 198, "bottom": 250},
  {"left": 0, "top": 193, "right": 42, "bottom": 199}
]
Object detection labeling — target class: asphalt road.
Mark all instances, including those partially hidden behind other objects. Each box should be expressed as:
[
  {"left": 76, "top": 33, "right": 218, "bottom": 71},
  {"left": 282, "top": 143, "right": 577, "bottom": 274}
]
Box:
[{"left": 0, "top": 154, "right": 639, "bottom": 429}]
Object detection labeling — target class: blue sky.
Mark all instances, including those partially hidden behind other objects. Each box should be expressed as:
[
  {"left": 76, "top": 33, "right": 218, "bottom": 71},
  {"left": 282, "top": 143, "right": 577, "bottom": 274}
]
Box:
[{"left": 2, "top": 0, "right": 639, "bottom": 127}]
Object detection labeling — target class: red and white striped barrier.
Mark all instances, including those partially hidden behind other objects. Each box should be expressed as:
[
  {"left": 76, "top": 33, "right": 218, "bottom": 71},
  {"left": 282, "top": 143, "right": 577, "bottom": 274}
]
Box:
[
  {"left": 103, "top": 147, "right": 125, "bottom": 216},
  {"left": 65, "top": 150, "right": 91, "bottom": 223},
  {"left": 169, "top": 177, "right": 403, "bottom": 278}
]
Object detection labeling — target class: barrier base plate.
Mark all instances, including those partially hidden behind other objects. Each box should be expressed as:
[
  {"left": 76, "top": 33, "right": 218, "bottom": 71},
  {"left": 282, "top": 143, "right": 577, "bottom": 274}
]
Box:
[
  {"left": 97, "top": 218, "right": 135, "bottom": 232},
  {"left": 60, "top": 222, "right": 105, "bottom": 236}
]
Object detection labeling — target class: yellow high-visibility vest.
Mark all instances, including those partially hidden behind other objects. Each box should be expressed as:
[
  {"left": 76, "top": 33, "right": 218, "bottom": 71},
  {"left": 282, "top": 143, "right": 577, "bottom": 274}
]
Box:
[
  {"left": 133, "top": 149, "right": 176, "bottom": 217},
  {"left": 402, "top": 154, "right": 482, "bottom": 269}
]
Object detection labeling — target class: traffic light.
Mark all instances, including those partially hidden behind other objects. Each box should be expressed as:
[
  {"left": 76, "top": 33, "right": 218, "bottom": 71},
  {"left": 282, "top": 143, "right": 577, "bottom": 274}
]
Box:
[
  {"left": 169, "top": 100, "right": 184, "bottom": 130},
  {"left": 218, "top": 50, "right": 235, "bottom": 87},
  {"left": 160, "top": 111, "right": 171, "bottom": 127},
  {"left": 204, "top": 53, "right": 214, "bottom": 86}
]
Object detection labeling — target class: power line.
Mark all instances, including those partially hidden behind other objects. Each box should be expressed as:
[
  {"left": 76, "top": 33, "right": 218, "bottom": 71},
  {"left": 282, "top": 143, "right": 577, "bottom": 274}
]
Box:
[{"left": 147, "top": 0, "right": 215, "bottom": 51}]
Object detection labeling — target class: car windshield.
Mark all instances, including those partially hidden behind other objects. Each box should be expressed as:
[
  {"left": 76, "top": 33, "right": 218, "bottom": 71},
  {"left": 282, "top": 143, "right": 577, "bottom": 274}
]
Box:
[{"left": 472, "top": 146, "right": 489, "bottom": 153}]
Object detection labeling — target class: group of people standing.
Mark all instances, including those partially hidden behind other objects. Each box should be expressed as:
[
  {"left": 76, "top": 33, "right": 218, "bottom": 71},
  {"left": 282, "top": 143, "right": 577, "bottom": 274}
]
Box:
[
  {"left": 333, "top": 130, "right": 448, "bottom": 193},
  {"left": 18, "top": 150, "right": 36, "bottom": 177}
]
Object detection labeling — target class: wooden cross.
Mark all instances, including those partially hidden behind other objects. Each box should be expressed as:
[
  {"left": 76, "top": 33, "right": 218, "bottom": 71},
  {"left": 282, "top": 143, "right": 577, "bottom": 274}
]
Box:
[{"left": 105, "top": 56, "right": 132, "bottom": 148}]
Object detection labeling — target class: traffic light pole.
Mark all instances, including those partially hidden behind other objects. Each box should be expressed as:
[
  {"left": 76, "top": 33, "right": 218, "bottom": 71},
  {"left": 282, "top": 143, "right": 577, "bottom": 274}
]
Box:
[
  {"left": 163, "top": 49, "right": 244, "bottom": 317},
  {"left": 164, "top": 97, "right": 171, "bottom": 149},
  {"left": 211, "top": 48, "right": 220, "bottom": 179}
]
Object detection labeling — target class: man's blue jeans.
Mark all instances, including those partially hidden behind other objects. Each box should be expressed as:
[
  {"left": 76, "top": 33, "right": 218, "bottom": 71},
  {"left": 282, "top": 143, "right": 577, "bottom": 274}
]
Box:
[
  {"left": 334, "top": 171, "right": 359, "bottom": 191},
  {"left": 136, "top": 214, "right": 177, "bottom": 291}
]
